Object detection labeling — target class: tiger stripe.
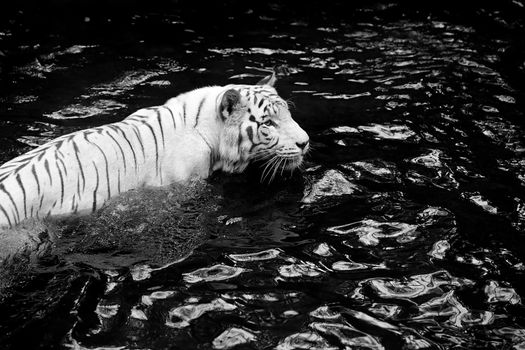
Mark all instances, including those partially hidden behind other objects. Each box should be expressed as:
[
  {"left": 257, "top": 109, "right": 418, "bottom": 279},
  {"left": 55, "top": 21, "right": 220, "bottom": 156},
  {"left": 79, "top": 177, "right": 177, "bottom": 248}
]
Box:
[
  {"left": 0, "top": 184, "right": 20, "bottom": 224},
  {"left": 31, "top": 164, "right": 41, "bottom": 195},
  {"left": 137, "top": 119, "right": 160, "bottom": 178},
  {"left": 109, "top": 125, "right": 138, "bottom": 173},
  {"left": 117, "top": 169, "right": 121, "bottom": 194},
  {"left": 182, "top": 102, "right": 187, "bottom": 125},
  {"left": 162, "top": 106, "right": 177, "bottom": 130},
  {"left": 154, "top": 108, "right": 166, "bottom": 148},
  {"left": 92, "top": 161, "right": 100, "bottom": 212},
  {"left": 44, "top": 159, "right": 53, "bottom": 186},
  {"left": 38, "top": 193, "right": 44, "bottom": 212},
  {"left": 125, "top": 122, "right": 146, "bottom": 161},
  {"left": 105, "top": 128, "right": 128, "bottom": 174},
  {"left": 89, "top": 137, "right": 111, "bottom": 200},
  {"left": 15, "top": 174, "right": 27, "bottom": 219},
  {"left": 72, "top": 142, "right": 86, "bottom": 192},
  {"left": 56, "top": 155, "right": 65, "bottom": 206},
  {"left": 194, "top": 96, "right": 206, "bottom": 127}
]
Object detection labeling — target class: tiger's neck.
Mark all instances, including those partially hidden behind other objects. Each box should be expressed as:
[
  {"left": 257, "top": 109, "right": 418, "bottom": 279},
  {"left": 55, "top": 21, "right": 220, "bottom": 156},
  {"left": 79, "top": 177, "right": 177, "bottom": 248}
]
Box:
[
  {"left": 165, "top": 85, "right": 222, "bottom": 140},
  {"left": 164, "top": 85, "right": 247, "bottom": 174}
]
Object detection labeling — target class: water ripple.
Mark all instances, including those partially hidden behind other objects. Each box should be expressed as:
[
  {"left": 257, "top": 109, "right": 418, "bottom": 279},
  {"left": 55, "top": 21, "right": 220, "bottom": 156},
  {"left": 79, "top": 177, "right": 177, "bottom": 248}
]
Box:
[
  {"left": 276, "top": 331, "right": 338, "bottom": 350},
  {"left": 212, "top": 327, "right": 257, "bottom": 349},
  {"left": 309, "top": 305, "right": 342, "bottom": 320},
  {"left": 428, "top": 240, "right": 451, "bottom": 259},
  {"left": 415, "top": 291, "right": 494, "bottom": 328},
  {"left": 130, "top": 307, "right": 148, "bottom": 320},
  {"left": 358, "top": 124, "right": 418, "bottom": 141},
  {"left": 44, "top": 99, "right": 127, "bottom": 120},
  {"left": 209, "top": 47, "right": 305, "bottom": 56},
  {"left": 332, "top": 260, "right": 369, "bottom": 271},
  {"left": 166, "top": 298, "right": 236, "bottom": 328},
  {"left": 485, "top": 281, "right": 521, "bottom": 305},
  {"left": 327, "top": 219, "right": 418, "bottom": 246},
  {"left": 228, "top": 248, "right": 281, "bottom": 262},
  {"left": 462, "top": 192, "right": 499, "bottom": 214},
  {"left": 2, "top": 10, "right": 525, "bottom": 350},
  {"left": 410, "top": 149, "right": 445, "bottom": 168},
  {"left": 367, "top": 271, "right": 473, "bottom": 299},
  {"left": 310, "top": 322, "right": 384, "bottom": 350},
  {"left": 302, "top": 169, "right": 360, "bottom": 204},
  {"left": 183, "top": 264, "right": 247, "bottom": 284},
  {"left": 279, "top": 261, "right": 324, "bottom": 278},
  {"left": 341, "top": 160, "right": 401, "bottom": 184},
  {"left": 312, "top": 243, "right": 333, "bottom": 257},
  {"left": 141, "top": 290, "right": 176, "bottom": 306},
  {"left": 368, "top": 303, "right": 402, "bottom": 319},
  {"left": 406, "top": 149, "right": 459, "bottom": 190}
]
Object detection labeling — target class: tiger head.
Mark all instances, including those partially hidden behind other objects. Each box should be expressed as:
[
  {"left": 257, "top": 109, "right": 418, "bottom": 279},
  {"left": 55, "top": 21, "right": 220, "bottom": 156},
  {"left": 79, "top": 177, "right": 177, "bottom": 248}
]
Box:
[{"left": 216, "top": 73, "right": 309, "bottom": 180}]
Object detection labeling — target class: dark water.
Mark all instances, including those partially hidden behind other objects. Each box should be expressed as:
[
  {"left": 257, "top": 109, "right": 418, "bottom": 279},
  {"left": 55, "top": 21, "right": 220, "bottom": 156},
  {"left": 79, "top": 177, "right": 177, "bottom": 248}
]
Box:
[{"left": 1, "top": 2, "right": 525, "bottom": 349}]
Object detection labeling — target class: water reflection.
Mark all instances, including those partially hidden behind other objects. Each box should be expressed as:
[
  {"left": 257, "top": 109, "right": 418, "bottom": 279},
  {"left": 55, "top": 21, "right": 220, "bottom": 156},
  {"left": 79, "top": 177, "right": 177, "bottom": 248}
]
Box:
[
  {"left": 212, "top": 327, "right": 257, "bottom": 349},
  {"left": 166, "top": 298, "right": 237, "bottom": 328}
]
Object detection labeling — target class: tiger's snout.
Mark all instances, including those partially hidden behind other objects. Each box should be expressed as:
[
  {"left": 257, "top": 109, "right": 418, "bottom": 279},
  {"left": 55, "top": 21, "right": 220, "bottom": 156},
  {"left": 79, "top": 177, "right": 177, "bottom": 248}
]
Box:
[
  {"left": 292, "top": 123, "right": 310, "bottom": 155},
  {"left": 296, "top": 141, "right": 309, "bottom": 150}
]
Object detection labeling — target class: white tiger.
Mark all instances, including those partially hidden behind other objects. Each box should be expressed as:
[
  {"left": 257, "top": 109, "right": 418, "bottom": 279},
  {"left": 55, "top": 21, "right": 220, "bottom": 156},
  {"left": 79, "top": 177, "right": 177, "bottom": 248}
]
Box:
[{"left": 0, "top": 72, "right": 309, "bottom": 228}]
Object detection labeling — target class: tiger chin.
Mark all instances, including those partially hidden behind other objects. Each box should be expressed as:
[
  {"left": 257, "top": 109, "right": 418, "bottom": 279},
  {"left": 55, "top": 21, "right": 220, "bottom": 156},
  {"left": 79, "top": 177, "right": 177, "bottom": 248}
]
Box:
[{"left": 0, "top": 70, "right": 309, "bottom": 229}]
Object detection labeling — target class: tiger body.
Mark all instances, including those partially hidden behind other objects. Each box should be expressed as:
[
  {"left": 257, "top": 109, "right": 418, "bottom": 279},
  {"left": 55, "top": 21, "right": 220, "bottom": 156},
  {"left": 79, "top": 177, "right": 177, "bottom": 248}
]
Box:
[{"left": 0, "top": 77, "right": 309, "bottom": 229}]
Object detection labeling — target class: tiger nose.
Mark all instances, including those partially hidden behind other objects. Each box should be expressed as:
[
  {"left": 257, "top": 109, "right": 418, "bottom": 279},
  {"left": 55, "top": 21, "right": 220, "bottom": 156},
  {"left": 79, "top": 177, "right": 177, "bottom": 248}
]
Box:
[{"left": 296, "top": 140, "right": 309, "bottom": 150}]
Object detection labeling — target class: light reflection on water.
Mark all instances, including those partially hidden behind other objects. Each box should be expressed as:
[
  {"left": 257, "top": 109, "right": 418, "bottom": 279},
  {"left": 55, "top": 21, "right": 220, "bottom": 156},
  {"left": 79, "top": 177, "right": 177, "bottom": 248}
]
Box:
[{"left": 1, "top": 5, "right": 525, "bottom": 350}]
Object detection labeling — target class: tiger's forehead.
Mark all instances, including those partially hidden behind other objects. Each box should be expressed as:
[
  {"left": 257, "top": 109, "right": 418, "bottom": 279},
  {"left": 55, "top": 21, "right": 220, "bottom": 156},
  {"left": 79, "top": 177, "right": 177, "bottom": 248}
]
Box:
[{"left": 233, "top": 85, "right": 288, "bottom": 115}]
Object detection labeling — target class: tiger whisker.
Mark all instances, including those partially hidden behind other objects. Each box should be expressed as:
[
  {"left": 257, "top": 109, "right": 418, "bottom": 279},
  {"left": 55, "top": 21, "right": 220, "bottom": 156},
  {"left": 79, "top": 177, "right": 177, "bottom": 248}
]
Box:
[
  {"left": 250, "top": 151, "right": 273, "bottom": 162},
  {"left": 265, "top": 156, "right": 282, "bottom": 183},
  {"left": 276, "top": 158, "right": 287, "bottom": 181},
  {"left": 250, "top": 148, "right": 276, "bottom": 161},
  {"left": 261, "top": 156, "right": 279, "bottom": 183},
  {"left": 262, "top": 164, "right": 276, "bottom": 183},
  {"left": 268, "top": 159, "right": 279, "bottom": 183},
  {"left": 261, "top": 155, "right": 277, "bottom": 170},
  {"left": 281, "top": 159, "right": 291, "bottom": 176},
  {"left": 269, "top": 157, "right": 285, "bottom": 183},
  {"left": 251, "top": 149, "right": 272, "bottom": 157},
  {"left": 280, "top": 158, "right": 288, "bottom": 177},
  {"left": 260, "top": 159, "right": 272, "bottom": 179}
]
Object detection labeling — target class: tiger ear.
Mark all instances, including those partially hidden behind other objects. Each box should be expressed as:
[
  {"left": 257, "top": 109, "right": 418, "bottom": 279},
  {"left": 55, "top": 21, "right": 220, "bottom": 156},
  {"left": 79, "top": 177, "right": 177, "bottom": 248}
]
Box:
[
  {"left": 257, "top": 72, "right": 277, "bottom": 87},
  {"left": 220, "top": 89, "right": 242, "bottom": 120},
  {"left": 257, "top": 65, "right": 291, "bottom": 87}
]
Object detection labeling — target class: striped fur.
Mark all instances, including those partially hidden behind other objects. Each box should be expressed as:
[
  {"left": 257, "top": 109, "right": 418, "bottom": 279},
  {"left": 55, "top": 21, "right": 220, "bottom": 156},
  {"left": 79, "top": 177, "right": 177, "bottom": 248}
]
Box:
[{"left": 0, "top": 78, "right": 309, "bottom": 228}]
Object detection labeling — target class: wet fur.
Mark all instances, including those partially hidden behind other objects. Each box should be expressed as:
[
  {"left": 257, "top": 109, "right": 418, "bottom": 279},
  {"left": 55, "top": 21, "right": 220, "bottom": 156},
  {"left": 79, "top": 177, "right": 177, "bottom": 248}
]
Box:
[{"left": 0, "top": 74, "right": 309, "bottom": 230}]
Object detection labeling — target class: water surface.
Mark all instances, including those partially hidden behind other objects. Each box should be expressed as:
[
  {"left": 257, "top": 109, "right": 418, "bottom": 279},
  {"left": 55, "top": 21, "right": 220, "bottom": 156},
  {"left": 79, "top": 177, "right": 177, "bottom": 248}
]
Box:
[{"left": 1, "top": 2, "right": 525, "bottom": 349}]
